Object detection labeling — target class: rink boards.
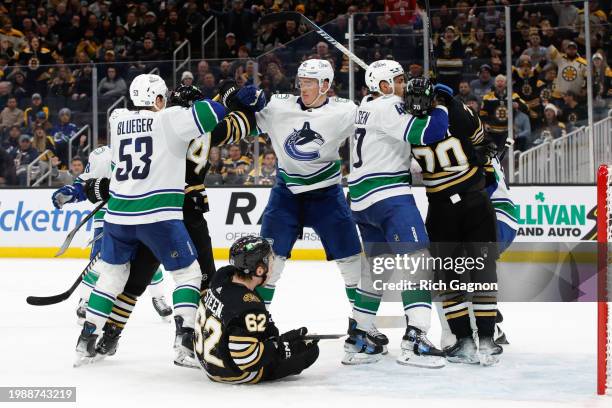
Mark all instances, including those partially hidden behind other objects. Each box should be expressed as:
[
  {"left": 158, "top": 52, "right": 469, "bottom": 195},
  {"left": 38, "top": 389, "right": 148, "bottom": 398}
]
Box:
[{"left": 0, "top": 186, "right": 597, "bottom": 260}]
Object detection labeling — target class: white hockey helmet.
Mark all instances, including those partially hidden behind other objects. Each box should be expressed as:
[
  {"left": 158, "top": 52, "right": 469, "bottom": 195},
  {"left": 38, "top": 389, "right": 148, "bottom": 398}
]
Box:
[
  {"left": 129, "top": 74, "right": 168, "bottom": 108},
  {"left": 365, "top": 59, "right": 404, "bottom": 94},
  {"left": 296, "top": 59, "right": 334, "bottom": 92}
]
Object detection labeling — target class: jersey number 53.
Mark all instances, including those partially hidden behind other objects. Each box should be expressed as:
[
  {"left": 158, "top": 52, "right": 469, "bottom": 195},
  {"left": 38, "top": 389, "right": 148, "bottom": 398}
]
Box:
[{"left": 116, "top": 136, "right": 153, "bottom": 181}]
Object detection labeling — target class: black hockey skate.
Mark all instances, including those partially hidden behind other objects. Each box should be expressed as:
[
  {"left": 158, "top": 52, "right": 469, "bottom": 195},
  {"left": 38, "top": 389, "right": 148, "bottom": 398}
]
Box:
[
  {"left": 445, "top": 336, "right": 479, "bottom": 365},
  {"left": 152, "top": 296, "right": 172, "bottom": 321},
  {"left": 96, "top": 323, "right": 122, "bottom": 358},
  {"left": 173, "top": 316, "right": 199, "bottom": 369},
  {"left": 74, "top": 322, "right": 98, "bottom": 367},
  {"left": 397, "top": 325, "right": 445, "bottom": 368},
  {"left": 342, "top": 318, "right": 384, "bottom": 365},
  {"left": 494, "top": 311, "right": 509, "bottom": 345},
  {"left": 478, "top": 336, "right": 503, "bottom": 366}
]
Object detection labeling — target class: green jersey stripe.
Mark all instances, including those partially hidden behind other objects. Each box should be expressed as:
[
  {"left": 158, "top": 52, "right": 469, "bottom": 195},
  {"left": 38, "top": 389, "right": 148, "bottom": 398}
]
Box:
[
  {"left": 349, "top": 174, "right": 412, "bottom": 200},
  {"left": 193, "top": 101, "right": 220, "bottom": 132},
  {"left": 108, "top": 192, "right": 184, "bottom": 213},
  {"left": 405, "top": 116, "right": 431, "bottom": 145},
  {"left": 279, "top": 161, "right": 341, "bottom": 186},
  {"left": 492, "top": 201, "right": 518, "bottom": 219},
  {"left": 93, "top": 209, "right": 106, "bottom": 220}
]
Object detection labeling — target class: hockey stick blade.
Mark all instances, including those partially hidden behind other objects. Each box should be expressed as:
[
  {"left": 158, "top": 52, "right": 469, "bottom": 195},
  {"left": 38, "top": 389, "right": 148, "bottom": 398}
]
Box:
[
  {"left": 304, "top": 334, "right": 346, "bottom": 340},
  {"left": 260, "top": 12, "right": 368, "bottom": 70},
  {"left": 55, "top": 200, "right": 106, "bottom": 257},
  {"left": 26, "top": 253, "right": 100, "bottom": 306}
]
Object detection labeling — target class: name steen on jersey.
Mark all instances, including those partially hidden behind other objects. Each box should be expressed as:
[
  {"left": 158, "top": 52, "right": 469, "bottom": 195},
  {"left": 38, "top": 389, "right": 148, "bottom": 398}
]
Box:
[
  {"left": 203, "top": 288, "right": 224, "bottom": 319},
  {"left": 116, "top": 118, "right": 153, "bottom": 135}
]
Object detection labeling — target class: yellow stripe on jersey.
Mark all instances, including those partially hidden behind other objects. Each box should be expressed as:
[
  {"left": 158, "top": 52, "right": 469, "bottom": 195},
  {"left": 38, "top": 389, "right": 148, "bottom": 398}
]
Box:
[
  {"left": 425, "top": 167, "right": 479, "bottom": 193},
  {"left": 229, "top": 335, "right": 258, "bottom": 343}
]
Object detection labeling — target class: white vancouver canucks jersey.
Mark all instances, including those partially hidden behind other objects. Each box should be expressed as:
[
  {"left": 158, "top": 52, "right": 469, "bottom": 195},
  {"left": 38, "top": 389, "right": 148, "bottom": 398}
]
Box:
[
  {"left": 74, "top": 145, "right": 112, "bottom": 228},
  {"left": 348, "top": 94, "right": 417, "bottom": 211},
  {"left": 105, "top": 100, "right": 223, "bottom": 225},
  {"left": 255, "top": 94, "right": 356, "bottom": 194}
]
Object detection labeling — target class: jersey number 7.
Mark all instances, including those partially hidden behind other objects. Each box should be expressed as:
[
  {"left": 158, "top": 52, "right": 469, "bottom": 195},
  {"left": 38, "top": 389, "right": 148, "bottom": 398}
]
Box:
[{"left": 116, "top": 136, "right": 153, "bottom": 181}]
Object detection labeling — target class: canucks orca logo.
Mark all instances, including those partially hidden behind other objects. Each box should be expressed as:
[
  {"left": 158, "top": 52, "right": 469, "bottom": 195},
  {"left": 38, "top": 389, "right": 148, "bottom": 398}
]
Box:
[{"left": 283, "top": 122, "right": 324, "bottom": 161}]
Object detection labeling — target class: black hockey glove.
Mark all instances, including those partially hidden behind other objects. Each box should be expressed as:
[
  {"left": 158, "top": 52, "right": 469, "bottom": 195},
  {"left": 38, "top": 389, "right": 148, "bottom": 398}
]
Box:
[
  {"left": 279, "top": 327, "right": 308, "bottom": 343},
  {"left": 277, "top": 327, "right": 309, "bottom": 360},
  {"left": 168, "top": 85, "right": 205, "bottom": 107},
  {"left": 473, "top": 141, "right": 498, "bottom": 166},
  {"left": 185, "top": 187, "right": 209, "bottom": 213},
  {"left": 84, "top": 177, "right": 110, "bottom": 203},
  {"left": 217, "top": 79, "right": 240, "bottom": 110}
]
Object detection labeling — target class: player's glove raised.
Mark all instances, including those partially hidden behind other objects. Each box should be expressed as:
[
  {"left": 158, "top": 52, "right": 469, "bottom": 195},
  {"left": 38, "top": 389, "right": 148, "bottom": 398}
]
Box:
[
  {"left": 473, "top": 141, "right": 498, "bottom": 166},
  {"left": 168, "top": 85, "right": 205, "bottom": 107},
  {"left": 218, "top": 80, "right": 266, "bottom": 112},
  {"left": 433, "top": 83, "right": 454, "bottom": 105},
  {"left": 51, "top": 183, "right": 86, "bottom": 209}
]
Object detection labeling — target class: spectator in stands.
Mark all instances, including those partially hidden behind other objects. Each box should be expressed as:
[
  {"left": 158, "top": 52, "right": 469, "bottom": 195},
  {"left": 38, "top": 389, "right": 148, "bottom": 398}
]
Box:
[
  {"left": 222, "top": 0, "right": 256, "bottom": 48},
  {"left": 559, "top": 90, "right": 587, "bottom": 132},
  {"left": 514, "top": 104, "right": 532, "bottom": 151},
  {"left": 71, "top": 63, "right": 93, "bottom": 100},
  {"left": 2, "top": 125, "right": 21, "bottom": 154},
  {"left": 408, "top": 64, "right": 423, "bottom": 80},
  {"left": 24, "top": 93, "right": 49, "bottom": 129},
  {"left": 533, "top": 103, "right": 566, "bottom": 144},
  {"left": 513, "top": 55, "right": 546, "bottom": 128},
  {"left": 218, "top": 60, "right": 233, "bottom": 82},
  {"left": 76, "top": 28, "right": 100, "bottom": 60},
  {"left": 96, "top": 38, "right": 116, "bottom": 62},
  {"left": 0, "top": 96, "right": 23, "bottom": 133},
  {"left": 315, "top": 42, "right": 331, "bottom": 60},
  {"left": 135, "top": 36, "right": 161, "bottom": 72},
  {"left": 143, "top": 11, "right": 159, "bottom": 35},
  {"left": 552, "top": 0, "right": 578, "bottom": 33},
  {"left": 245, "top": 150, "right": 277, "bottom": 186},
  {"left": 0, "top": 81, "right": 10, "bottom": 110},
  {"left": 204, "top": 146, "right": 224, "bottom": 186},
  {"left": 31, "top": 124, "right": 53, "bottom": 158},
  {"left": 465, "top": 94, "right": 480, "bottom": 115},
  {"left": 548, "top": 41, "right": 587, "bottom": 103},
  {"left": 113, "top": 25, "right": 133, "bottom": 59},
  {"left": 181, "top": 71, "right": 194, "bottom": 87},
  {"left": 256, "top": 21, "right": 279, "bottom": 53},
  {"left": 10, "top": 134, "right": 39, "bottom": 186},
  {"left": 70, "top": 156, "right": 85, "bottom": 178},
  {"left": 201, "top": 72, "right": 217, "bottom": 99},
  {"left": 51, "top": 108, "right": 78, "bottom": 170},
  {"left": 164, "top": 9, "right": 186, "bottom": 45},
  {"left": 522, "top": 30, "right": 548, "bottom": 67},
  {"left": 195, "top": 61, "right": 210, "bottom": 85},
  {"left": 435, "top": 26, "right": 465, "bottom": 92},
  {"left": 479, "top": 0, "right": 503, "bottom": 34},
  {"left": 220, "top": 32, "right": 239, "bottom": 59},
  {"left": 0, "top": 54, "right": 10, "bottom": 80},
  {"left": 223, "top": 143, "right": 251, "bottom": 185},
  {"left": 124, "top": 12, "right": 143, "bottom": 42},
  {"left": 98, "top": 66, "right": 127, "bottom": 97},
  {"left": 48, "top": 65, "right": 75, "bottom": 98},
  {"left": 263, "top": 61, "right": 291, "bottom": 94},
  {"left": 0, "top": 144, "right": 16, "bottom": 185},
  {"left": 457, "top": 80, "right": 476, "bottom": 105},
  {"left": 592, "top": 52, "right": 612, "bottom": 116},
  {"left": 277, "top": 20, "right": 301, "bottom": 44},
  {"left": 470, "top": 64, "right": 494, "bottom": 102}
]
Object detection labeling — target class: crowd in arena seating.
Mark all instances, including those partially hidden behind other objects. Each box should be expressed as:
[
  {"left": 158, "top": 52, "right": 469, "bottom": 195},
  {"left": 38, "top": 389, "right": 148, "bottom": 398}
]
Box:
[{"left": 0, "top": 0, "right": 610, "bottom": 187}]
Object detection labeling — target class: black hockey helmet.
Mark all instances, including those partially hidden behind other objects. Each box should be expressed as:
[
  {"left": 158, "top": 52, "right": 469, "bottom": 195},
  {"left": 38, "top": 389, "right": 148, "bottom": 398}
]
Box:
[
  {"left": 404, "top": 76, "right": 434, "bottom": 117},
  {"left": 168, "top": 84, "right": 204, "bottom": 107},
  {"left": 229, "top": 235, "right": 273, "bottom": 276}
]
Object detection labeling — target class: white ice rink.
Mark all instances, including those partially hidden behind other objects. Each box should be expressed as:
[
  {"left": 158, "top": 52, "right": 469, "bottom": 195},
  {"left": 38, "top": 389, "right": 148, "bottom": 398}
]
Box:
[{"left": 0, "top": 258, "right": 608, "bottom": 408}]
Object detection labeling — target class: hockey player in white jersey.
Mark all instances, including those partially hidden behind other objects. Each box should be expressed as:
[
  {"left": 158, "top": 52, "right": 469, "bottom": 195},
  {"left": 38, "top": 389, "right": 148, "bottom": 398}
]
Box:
[
  {"left": 345, "top": 60, "right": 449, "bottom": 367},
  {"left": 51, "top": 146, "right": 172, "bottom": 326},
  {"left": 254, "top": 59, "right": 363, "bottom": 335},
  {"left": 74, "top": 74, "right": 225, "bottom": 366}
]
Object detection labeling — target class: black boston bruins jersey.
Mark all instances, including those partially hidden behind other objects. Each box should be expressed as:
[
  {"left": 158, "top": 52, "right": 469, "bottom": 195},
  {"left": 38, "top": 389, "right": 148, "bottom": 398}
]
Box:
[
  {"left": 195, "top": 266, "right": 280, "bottom": 384},
  {"left": 412, "top": 98, "right": 486, "bottom": 199}
]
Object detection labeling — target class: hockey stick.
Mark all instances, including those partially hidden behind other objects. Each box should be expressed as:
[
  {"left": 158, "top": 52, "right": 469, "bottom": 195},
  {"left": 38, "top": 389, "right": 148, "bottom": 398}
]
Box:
[
  {"left": 259, "top": 12, "right": 368, "bottom": 70},
  {"left": 55, "top": 200, "right": 106, "bottom": 257},
  {"left": 26, "top": 252, "right": 100, "bottom": 306},
  {"left": 304, "top": 333, "right": 346, "bottom": 340},
  {"left": 423, "top": 0, "right": 437, "bottom": 79}
]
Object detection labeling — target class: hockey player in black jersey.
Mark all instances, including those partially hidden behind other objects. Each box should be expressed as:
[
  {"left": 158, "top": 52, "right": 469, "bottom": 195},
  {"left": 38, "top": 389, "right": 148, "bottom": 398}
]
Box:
[
  {"left": 77, "top": 83, "right": 261, "bottom": 367},
  {"left": 195, "top": 235, "right": 319, "bottom": 384},
  {"left": 405, "top": 77, "right": 502, "bottom": 366}
]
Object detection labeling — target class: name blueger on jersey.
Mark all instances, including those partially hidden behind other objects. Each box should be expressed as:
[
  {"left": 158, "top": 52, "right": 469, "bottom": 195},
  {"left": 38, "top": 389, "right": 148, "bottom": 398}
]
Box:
[{"left": 116, "top": 118, "right": 153, "bottom": 135}]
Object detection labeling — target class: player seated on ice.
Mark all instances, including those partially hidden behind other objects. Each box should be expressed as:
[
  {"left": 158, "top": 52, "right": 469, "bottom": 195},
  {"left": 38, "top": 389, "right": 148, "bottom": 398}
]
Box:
[
  {"left": 195, "top": 235, "right": 319, "bottom": 384},
  {"left": 51, "top": 145, "right": 172, "bottom": 326},
  {"left": 345, "top": 60, "right": 449, "bottom": 367},
  {"left": 405, "top": 78, "right": 502, "bottom": 366},
  {"left": 70, "top": 82, "right": 264, "bottom": 368},
  {"left": 74, "top": 75, "right": 264, "bottom": 367},
  {"left": 253, "top": 60, "right": 364, "bottom": 357}
]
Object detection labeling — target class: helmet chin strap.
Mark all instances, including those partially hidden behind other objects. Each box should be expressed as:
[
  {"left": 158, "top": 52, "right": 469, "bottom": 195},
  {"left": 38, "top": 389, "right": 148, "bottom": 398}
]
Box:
[{"left": 302, "top": 81, "right": 329, "bottom": 108}]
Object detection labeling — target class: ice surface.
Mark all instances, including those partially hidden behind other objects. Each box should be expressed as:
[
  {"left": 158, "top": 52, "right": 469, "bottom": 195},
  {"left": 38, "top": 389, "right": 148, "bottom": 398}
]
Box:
[{"left": 0, "top": 258, "right": 608, "bottom": 408}]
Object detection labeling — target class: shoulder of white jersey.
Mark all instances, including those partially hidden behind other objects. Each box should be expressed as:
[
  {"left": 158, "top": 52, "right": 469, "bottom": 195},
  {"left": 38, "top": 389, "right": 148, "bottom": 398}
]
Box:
[
  {"left": 329, "top": 96, "right": 357, "bottom": 113},
  {"left": 109, "top": 108, "right": 131, "bottom": 122},
  {"left": 89, "top": 145, "right": 111, "bottom": 160},
  {"left": 270, "top": 93, "right": 297, "bottom": 103}
]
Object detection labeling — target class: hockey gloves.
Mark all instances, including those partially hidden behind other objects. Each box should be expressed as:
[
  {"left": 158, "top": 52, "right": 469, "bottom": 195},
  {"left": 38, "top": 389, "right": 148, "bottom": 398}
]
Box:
[
  {"left": 433, "top": 83, "right": 454, "bottom": 105},
  {"left": 218, "top": 80, "right": 266, "bottom": 113},
  {"left": 84, "top": 177, "right": 110, "bottom": 203},
  {"left": 278, "top": 327, "right": 318, "bottom": 360},
  {"left": 52, "top": 183, "right": 86, "bottom": 209},
  {"left": 169, "top": 85, "right": 205, "bottom": 107},
  {"left": 185, "top": 187, "right": 209, "bottom": 213}
]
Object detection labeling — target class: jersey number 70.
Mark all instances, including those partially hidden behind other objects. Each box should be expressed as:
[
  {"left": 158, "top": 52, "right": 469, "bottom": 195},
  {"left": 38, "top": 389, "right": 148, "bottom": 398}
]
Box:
[{"left": 116, "top": 136, "right": 153, "bottom": 181}]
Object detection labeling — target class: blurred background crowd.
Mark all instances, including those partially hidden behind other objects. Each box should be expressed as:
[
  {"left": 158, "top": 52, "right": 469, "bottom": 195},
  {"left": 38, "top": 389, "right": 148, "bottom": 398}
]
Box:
[{"left": 0, "top": 0, "right": 609, "bottom": 187}]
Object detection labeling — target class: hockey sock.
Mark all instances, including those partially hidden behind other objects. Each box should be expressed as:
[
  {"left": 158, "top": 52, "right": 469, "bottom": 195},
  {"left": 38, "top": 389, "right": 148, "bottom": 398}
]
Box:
[
  {"left": 472, "top": 291, "right": 497, "bottom": 337},
  {"left": 107, "top": 292, "right": 137, "bottom": 329},
  {"left": 352, "top": 255, "right": 383, "bottom": 330},
  {"left": 401, "top": 289, "right": 432, "bottom": 332},
  {"left": 256, "top": 256, "right": 285, "bottom": 307},
  {"left": 336, "top": 254, "right": 362, "bottom": 308},
  {"left": 440, "top": 291, "right": 472, "bottom": 339},
  {"left": 79, "top": 268, "right": 100, "bottom": 300},
  {"left": 170, "top": 261, "right": 201, "bottom": 329},
  {"left": 147, "top": 268, "right": 165, "bottom": 298},
  {"left": 85, "top": 261, "right": 130, "bottom": 335}
]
